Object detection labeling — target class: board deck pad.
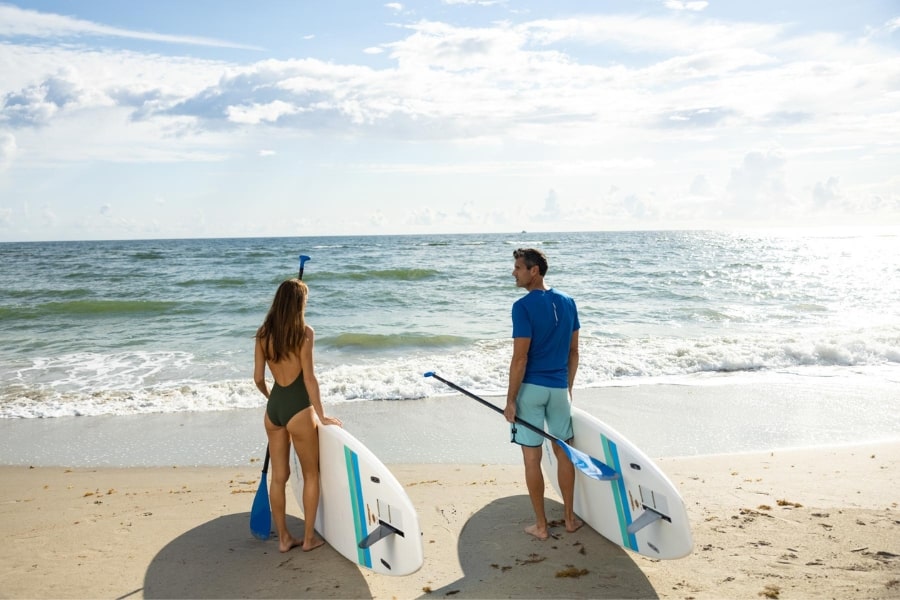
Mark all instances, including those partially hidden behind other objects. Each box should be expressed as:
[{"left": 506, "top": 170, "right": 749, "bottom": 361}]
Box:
[
  {"left": 290, "top": 423, "right": 424, "bottom": 575},
  {"left": 542, "top": 406, "right": 693, "bottom": 560}
]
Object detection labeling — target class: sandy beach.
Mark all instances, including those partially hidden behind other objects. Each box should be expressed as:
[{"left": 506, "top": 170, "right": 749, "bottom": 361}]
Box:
[{"left": 1, "top": 441, "right": 897, "bottom": 599}]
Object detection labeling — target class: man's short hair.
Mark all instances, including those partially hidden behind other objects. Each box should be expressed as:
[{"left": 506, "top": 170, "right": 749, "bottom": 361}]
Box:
[{"left": 513, "top": 248, "right": 548, "bottom": 276}]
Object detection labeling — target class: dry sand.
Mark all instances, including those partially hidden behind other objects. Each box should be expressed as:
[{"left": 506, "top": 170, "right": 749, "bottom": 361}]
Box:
[{"left": 1, "top": 443, "right": 897, "bottom": 599}]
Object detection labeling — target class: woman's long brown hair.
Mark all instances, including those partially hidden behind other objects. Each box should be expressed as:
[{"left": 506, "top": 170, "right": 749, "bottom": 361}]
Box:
[{"left": 256, "top": 279, "right": 307, "bottom": 363}]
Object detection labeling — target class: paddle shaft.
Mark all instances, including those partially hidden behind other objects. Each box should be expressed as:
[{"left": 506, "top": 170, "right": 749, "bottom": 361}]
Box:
[{"left": 427, "top": 372, "right": 563, "bottom": 445}]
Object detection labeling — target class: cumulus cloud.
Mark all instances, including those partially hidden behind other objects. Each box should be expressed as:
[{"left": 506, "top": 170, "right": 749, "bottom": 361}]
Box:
[
  {"left": 664, "top": 1, "right": 709, "bottom": 11},
  {"left": 226, "top": 100, "right": 303, "bottom": 125},
  {"left": 1, "top": 3, "right": 898, "bottom": 237},
  {"left": 535, "top": 189, "right": 562, "bottom": 221},
  {"left": 690, "top": 175, "right": 712, "bottom": 197},
  {"left": 813, "top": 176, "right": 841, "bottom": 207},
  {"left": 725, "top": 150, "right": 791, "bottom": 218},
  {"left": 1, "top": 70, "right": 88, "bottom": 126},
  {"left": 0, "top": 132, "right": 17, "bottom": 169},
  {"left": 41, "top": 204, "right": 56, "bottom": 226}
]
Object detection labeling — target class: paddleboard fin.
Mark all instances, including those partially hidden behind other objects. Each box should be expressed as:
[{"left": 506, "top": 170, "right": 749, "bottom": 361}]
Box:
[
  {"left": 627, "top": 507, "right": 665, "bottom": 534},
  {"left": 358, "top": 520, "right": 403, "bottom": 549}
]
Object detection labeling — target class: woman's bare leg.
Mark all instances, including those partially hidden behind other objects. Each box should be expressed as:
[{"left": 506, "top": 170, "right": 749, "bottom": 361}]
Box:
[
  {"left": 287, "top": 407, "right": 325, "bottom": 551},
  {"left": 264, "top": 413, "right": 302, "bottom": 552}
]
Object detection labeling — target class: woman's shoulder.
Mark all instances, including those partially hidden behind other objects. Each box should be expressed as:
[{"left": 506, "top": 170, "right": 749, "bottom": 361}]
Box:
[{"left": 304, "top": 324, "right": 315, "bottom": 337}]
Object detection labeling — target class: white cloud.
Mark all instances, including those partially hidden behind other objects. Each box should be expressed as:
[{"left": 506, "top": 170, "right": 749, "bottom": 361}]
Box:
[
  {"left": 813, "top": 176, "right": 841, "bottom": 207},
  {"left": 726, "top": 150, "right": 793, "bottom": 218},
  {"left": 664, "top": 1, "right": 709, "bottom": 12},
  {"left": 0, "top": 4, "right": 262, "bottom": 49},
  {"left": 0, "top": 132, "right": 17, "bottom": 169},
  {"left": 40, "top": 204, "right": 56, "bottom": 226},
  {"left": 1, "top": 4, "right": 898, "bottom": 239},
  {"left": 225, "top": 100, "right": 303, "bottom": 125},
  {"left": 690, "top": 175, "right": 712, "bottom": 197}
]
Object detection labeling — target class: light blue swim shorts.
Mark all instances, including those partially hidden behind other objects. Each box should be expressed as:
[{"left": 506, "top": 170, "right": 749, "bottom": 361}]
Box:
[{"left": 511, "top": 382, "right": 573, "bottom": 447}]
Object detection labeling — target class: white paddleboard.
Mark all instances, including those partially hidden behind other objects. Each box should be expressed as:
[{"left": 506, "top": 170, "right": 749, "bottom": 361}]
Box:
[
  {"left": 289, "top": 422, "right": 424, "bottom": 576},
  {"left": 542, "top": 406, "right": 693, "bottom": 560}
]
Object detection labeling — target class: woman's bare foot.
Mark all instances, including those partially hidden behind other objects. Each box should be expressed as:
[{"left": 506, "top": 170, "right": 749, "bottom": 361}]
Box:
[
  {"left": 524, "top": 524, "right": 549, "bottom": 540},
  {"left": 302, "top": 536, "right": 325, "bottom": 552},
  {"left": 565, "top": 517, "right": 584, "bottom": 533},
  {"left": 279, "top": 534, "right": 303, "bottom": 553}
]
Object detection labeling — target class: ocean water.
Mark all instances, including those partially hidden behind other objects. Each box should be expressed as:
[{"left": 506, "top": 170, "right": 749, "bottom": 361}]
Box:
[{"left": 1, "top": 230, "right": 899, "bottom": 422}]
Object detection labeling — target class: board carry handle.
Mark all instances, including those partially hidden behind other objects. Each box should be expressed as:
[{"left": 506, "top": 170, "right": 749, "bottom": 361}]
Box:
[{"left": 424, "top": 371, "right": 619, "bottom": 481}]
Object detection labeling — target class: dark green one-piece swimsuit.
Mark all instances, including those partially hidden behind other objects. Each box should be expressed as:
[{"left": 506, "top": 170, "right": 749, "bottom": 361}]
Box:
[{"left": 266, "top": 372, "right": 311, "bottom": 427}]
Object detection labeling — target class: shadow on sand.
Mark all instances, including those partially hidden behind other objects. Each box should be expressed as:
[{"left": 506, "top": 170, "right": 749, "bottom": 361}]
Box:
[
  {"left": 422, "top": 495, "right": 659, "bottom": 599},
  {"left": 142, "top": 513, "right": 369, "bottom": 599}
]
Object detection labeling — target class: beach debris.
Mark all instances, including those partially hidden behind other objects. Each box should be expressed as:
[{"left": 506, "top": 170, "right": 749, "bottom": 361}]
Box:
[
  {"left": 515, "top": 553, "right": 546, "bottom": 565},
  {"left": 776, "top": 499, "right": 802, "bottom": 508},
  {"left": 555, "top": 566, "right": 589, "bottom": 578},
  {"left": 758, "top": 584, "right": 781, "bottom": 598}
]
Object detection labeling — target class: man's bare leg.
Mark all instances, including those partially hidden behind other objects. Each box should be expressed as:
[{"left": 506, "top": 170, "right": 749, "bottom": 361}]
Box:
[
  {"left": 553, "top": 441, "right": 583, "bottom": 532},
  {"left": 522, "top": 445, "right": 549, "bottom": 540}
]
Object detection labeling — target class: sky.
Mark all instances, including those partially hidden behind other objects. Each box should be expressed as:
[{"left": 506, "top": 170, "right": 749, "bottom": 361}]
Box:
[{"left": 1, "top": 1, "right": 899, "bottom": 242}]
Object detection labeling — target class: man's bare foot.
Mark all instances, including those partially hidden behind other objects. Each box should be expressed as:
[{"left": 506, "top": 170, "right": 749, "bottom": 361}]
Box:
[
  {"left": 302, "top": 536, "right": 325, "bottom": 552},
  {"left": 279, "top": 535, "right": 303, "bottom": 553},
  {"left": 524, "top": 524, "right": 549, "bottom": 540},
  {"left": 565, "top": 517, "right": 584, "bottom": 533}
]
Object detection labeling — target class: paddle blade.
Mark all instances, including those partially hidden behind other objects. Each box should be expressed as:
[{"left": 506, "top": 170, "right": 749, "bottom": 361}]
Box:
[
  {"left": 249, "top": 472, "right": 271, "bottom": 540},
  {"left": 555, "top": 440, "right": 620, "bottom": 481}
]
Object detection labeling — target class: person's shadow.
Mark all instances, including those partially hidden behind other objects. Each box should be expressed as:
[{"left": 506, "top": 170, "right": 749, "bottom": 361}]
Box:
[
  {"left": 422, "top": 495, "right": 659, "bottom": 599},
  {"left": 142, "top": 513, "right": 370, "bottom": 599}
]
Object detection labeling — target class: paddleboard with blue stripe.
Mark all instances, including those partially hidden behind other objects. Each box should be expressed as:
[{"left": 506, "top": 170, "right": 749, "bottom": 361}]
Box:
[
  {"left": 542, "top": 406, "right": 692, "bottom": 560},
  {"left": 290, "top": 421, "right": 424, "bottom": 575}
]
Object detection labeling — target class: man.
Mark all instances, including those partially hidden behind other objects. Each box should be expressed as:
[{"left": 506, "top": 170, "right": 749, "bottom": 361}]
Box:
[{"left": 505, "top": 247, "right": 582, "bottom": 540}]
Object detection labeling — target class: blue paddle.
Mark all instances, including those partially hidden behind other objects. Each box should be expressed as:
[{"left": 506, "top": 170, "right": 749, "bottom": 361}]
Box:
[
  {"left": 249, "top": 446, "right": 271, "bottom": 540},
  {"left": 424, "top": 371, "right": 619, "bottom": 481},
  {"left": 298, "top": 254, "right": 310, "bottom": 279},
  {"left": 250, "top": 253, "right": 313, "bottom": 540}
]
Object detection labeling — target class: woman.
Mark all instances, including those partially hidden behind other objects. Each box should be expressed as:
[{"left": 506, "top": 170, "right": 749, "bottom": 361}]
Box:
[{"left": 254, "top": 278, "right": 342, "bottom": 552}]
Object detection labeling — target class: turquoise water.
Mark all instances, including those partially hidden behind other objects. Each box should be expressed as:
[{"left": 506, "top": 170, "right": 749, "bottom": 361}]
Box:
[{"left": 1, "top": 231, "right": 898, "bottom": 419}]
